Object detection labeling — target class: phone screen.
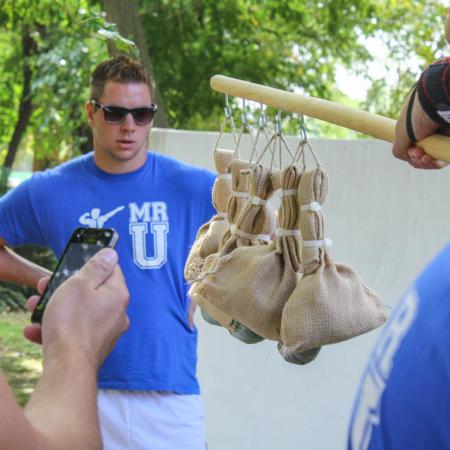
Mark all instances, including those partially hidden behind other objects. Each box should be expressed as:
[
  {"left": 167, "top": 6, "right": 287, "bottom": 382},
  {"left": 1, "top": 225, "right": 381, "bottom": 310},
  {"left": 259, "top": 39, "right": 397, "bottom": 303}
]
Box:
[{"left": 31, "top": 228, "right": 118, "bottom": 323}]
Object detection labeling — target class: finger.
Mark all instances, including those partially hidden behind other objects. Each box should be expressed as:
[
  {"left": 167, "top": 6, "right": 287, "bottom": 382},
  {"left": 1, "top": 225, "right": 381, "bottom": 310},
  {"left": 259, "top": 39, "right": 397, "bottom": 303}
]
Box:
[
  {"left": 407, "top": 147, "right": 425, "bottom": 161},
  {"left": 124, "top": 315, "right": 130, "bottom": 332},
  {"left": 26, "top": 295, "right": 41, "bottom": 312},
  {"left": 410, "top": 153, "right": 432, "bottom": 169},
  {"left": 76, "top": 248, "right": 118, "bottom": 289},
  {"left": 431, "top": 160, "right": 448, "bottom": 169},
  {"left": 409, "top": 158, "right": 424, "bottom": 169},
  {"left": 37, "top": 277, "right": 50, "bottom": 295},
  {"left": 23, "top": 325, "right": 42, "bottom": 345},
  {"left": 188, "top": 300, "right": 196, "bottom": 331},
  {"left": 100, "top": 264, "right": 129, "bottom": 302},
  {"left": 417, "top": 158, "right": 434, "bottom": 170},
  {"left": 421, "top": 154, "right": 448, "bottom": 170}
]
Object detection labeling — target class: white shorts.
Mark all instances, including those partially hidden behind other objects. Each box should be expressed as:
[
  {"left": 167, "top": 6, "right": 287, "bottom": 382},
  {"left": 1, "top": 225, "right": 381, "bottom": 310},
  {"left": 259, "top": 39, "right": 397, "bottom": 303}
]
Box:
[{"left": 97, "top": 389, "right": 206, "bottom": 450}]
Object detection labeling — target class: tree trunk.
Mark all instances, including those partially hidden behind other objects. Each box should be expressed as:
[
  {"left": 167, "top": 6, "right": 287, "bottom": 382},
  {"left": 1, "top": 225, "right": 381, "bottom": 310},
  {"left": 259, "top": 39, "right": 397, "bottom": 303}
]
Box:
[
  {"left": 1, "top": 31, "right": 37, "bottom": 193},
  {"left": 103, "top": 0, "right": 170, "bottom": 128}
]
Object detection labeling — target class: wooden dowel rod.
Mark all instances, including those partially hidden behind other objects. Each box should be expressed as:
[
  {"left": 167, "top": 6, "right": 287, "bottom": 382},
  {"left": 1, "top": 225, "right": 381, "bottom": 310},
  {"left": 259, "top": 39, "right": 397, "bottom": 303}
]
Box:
[{"left": 210, "top": 74, "right": 450, "bottom": 163}]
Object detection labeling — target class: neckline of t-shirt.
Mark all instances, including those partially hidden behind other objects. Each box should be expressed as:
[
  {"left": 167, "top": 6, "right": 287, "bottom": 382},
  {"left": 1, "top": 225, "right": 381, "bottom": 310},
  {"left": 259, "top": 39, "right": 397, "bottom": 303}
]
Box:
[{"left": 82, "top": 151, "right": 153, "bottom": 181}]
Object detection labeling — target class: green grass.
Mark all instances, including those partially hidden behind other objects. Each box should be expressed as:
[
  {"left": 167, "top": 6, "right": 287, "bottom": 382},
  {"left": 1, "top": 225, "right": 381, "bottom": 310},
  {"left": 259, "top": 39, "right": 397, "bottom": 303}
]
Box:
[{"left": 0, "top": 312, "right": 43, "bottom": 406}]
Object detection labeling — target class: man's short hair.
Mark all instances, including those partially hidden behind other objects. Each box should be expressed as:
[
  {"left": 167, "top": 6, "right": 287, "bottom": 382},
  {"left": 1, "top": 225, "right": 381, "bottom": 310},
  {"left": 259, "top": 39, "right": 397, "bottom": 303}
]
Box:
[{"left": 90, "top": 54, "right": 153, "bottom": 100}]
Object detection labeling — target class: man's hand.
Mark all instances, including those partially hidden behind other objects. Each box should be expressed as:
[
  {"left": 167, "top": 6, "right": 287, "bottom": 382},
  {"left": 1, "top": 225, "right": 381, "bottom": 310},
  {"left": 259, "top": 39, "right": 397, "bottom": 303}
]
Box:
[
  {"left": 24, "top": 248, "right": 130, "bottom": 370},
  {"left": 406, "top": 147, "right": 448, "bottom": 170},
  {"left": 392, "top": 89, "right": 448, "bottom": 170}
]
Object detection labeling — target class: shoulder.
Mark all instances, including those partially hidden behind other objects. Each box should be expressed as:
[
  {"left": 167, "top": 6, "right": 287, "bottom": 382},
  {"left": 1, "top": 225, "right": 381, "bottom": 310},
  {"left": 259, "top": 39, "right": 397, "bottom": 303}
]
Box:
[
  {"left": 5, "top": 154, "right": 91, "bottom": 201},
  {"left": 36, "top": 153, "right": 90, "bottom": 181},
  {"left": 150, "top": 151, "right": 215, "bottom": 189}
]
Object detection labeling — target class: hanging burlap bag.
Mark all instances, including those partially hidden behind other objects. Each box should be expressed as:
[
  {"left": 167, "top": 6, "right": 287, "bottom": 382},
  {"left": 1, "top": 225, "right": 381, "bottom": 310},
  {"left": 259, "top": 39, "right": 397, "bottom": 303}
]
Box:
[
  {"left": 218, "top": 159, "right": 252, "bottom": 250},
  {"left": 184, "top": 148, "right": 235, "bottom": 283},
  {"left": 190, "top": 163, "right": 277, "bottom": 340},
  {"left": 192, "top": 164, "right": 306, "bottom": 341},
  {"left": 279, "top": 167, "right": 387, "bottom": 359},
  {"left": 190, "top": 159, "right": 256, "bottom": 333}
]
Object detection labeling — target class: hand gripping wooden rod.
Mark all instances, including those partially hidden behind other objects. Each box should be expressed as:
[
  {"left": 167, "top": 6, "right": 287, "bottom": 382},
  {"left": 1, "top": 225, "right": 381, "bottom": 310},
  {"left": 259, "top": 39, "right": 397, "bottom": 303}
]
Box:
[{"left": 210, "top": 74, "right": 450, "bottom": 163}]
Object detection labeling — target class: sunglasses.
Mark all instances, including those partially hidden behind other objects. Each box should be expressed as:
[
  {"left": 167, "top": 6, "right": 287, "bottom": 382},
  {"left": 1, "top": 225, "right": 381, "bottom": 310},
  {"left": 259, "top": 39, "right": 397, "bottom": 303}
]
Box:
[{"left": 91, "top": 100, "right": 157, "bottom": 125}]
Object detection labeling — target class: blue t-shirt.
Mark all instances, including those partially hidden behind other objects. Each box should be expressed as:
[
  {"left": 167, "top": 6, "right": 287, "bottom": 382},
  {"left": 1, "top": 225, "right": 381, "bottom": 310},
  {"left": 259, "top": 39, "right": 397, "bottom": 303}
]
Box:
[
  {"left": 0, "top": 151, "right": 215, "bottom": 393},
  {"left": 348, "top": 242, "right": 450, "bottom": 450}
]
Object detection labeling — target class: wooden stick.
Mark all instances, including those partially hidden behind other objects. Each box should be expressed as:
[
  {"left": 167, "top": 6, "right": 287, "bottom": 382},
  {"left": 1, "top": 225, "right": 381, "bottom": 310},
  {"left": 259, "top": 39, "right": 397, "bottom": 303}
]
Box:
[{"left": 210, "top": 74, "right": 450, "bottom": 163}]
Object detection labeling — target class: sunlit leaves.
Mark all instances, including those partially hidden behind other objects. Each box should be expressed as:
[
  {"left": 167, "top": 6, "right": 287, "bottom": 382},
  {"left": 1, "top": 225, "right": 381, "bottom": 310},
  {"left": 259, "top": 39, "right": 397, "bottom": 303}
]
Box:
[{"left": 0, "top": 0, "right": 138, "bottom": 167}]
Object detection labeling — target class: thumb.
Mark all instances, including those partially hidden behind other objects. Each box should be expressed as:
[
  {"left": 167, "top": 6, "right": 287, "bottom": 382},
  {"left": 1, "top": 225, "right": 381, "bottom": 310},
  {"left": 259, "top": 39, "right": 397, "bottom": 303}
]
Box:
[{"left": 77, "top": 248, "right": 118, "bottom": 289}]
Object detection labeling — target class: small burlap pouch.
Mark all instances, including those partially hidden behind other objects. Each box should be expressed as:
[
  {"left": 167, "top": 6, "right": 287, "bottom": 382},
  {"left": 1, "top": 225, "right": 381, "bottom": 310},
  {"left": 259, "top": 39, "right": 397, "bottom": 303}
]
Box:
[
  {"left": 184, "top": 148, "right": 235, "bottom": 283},
  {"left": 279, "top": 167, "right": 387, "bottom": 359},
  {"left": 190, "top": 166, "right": 276, "bottom": 343},
  {"left": 192, "top": 164, "right": 305, "bottom": 341},
  {"left": 191, "top": 159, "right": 255, "bottom": 332},
  {"left": 218, "top": 159, "right": 252, "bottom": 250}
]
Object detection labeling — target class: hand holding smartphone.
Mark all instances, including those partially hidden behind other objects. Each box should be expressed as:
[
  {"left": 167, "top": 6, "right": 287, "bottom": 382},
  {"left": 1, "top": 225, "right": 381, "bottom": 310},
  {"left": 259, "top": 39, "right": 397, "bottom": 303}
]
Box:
[{"left": 31, "top": 227, "right": 119, "bottom": 324}]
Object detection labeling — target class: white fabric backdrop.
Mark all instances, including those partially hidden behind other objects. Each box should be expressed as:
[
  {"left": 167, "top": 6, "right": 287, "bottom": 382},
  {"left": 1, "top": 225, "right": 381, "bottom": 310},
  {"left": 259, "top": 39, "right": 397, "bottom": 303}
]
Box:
[{"left": 150, "top": 128, "right": 450, "bottom": 450}]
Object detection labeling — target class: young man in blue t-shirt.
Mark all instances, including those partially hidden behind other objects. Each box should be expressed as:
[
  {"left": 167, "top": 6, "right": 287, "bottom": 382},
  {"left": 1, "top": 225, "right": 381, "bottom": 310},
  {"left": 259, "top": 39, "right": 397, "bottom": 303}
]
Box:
[
  {"left": 348, "top": 242, "right": 450, "bottom": 450},
  {"left": 0, "top": 55, "right": 215, "bottom": 449}
]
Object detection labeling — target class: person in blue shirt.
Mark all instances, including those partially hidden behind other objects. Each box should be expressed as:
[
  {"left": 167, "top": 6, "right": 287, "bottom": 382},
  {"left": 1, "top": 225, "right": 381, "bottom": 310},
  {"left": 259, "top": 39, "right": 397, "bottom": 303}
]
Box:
[
  {"left": 351, "top": 13, "right": 450, "bottom": 445},
  {"left": 0, "top": 54, "right": 215, "bottom": 449},
  {"left": 348, "top": 243, "right": 450, "bottom": 450}
]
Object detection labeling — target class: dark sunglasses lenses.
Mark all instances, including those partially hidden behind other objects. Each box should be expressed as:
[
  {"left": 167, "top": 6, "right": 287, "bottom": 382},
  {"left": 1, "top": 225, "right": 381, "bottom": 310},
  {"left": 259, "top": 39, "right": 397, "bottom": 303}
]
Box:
[
  {"left": 131, "top": 108, "right": 156, "bottom": 125},
  {"left": 103, "top": 106, "right": 156, "bottom": 125}
]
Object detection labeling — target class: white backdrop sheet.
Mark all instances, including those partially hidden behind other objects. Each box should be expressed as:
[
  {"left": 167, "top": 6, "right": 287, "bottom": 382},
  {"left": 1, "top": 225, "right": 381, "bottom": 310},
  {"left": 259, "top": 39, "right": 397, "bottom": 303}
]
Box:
[{"left": 150, "top": 128, "right": 450, "bottom": 450}]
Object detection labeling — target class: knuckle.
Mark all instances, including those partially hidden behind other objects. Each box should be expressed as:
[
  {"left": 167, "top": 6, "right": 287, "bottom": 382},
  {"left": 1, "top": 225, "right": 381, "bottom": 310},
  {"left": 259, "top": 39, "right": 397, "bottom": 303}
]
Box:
[{"left": 87, "top": 256, "right": 111, "bottom": 274}]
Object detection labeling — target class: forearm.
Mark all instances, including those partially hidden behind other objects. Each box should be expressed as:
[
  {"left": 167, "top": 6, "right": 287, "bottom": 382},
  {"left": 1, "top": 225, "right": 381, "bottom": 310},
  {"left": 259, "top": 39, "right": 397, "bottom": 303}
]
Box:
[
  {"left": 0, "top": 244, "right": 51, "bottom": 288},
  {"left": 393, "top": 90, "right": 441, "bottom": 161},
  {"left": 0, "top": 363, "right": 99, "bottom": 450},
  {"left": 0, "top": 372, "right": 42, "bottom": 450},
  {"left": 24, "top": 350, "right": 101, "bottom": 450},
  {"left": 392, "top": 91, "right": 414, "bottom": 161}
]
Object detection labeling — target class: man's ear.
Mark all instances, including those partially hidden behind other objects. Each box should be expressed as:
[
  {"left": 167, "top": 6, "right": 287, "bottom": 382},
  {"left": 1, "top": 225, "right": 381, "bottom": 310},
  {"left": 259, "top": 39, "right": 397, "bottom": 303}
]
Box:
[{"left": 85, "top": 101, "right": 95, "bottom": 126}]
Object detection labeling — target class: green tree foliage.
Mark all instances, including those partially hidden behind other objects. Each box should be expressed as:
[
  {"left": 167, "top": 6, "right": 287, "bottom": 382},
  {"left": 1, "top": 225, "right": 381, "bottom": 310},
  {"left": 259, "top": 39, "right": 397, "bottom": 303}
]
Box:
[
  {"left": 0, "top": 0, "right": 136, "bottom": 179},
  {"left": 0, "top": 0, "right": 447, "bottom": 171},
  {"left": 361, "top": 1, "right": 448, "bottom": 119},
  {"left": 140, "top": 0, "right": 446, "bottom": 132}
]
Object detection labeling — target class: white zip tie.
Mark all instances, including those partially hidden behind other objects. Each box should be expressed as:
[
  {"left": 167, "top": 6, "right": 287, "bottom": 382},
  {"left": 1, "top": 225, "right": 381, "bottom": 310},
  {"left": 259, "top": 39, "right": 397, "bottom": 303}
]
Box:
[
  {"left": 300, "top": 201, "right": 322, "bottom": 212},
  {"left": 230, "top": 224, "right": 272, "bottom": 242},
  {"left": 231, "top": 191, "right": 249, "bottom": 198},
  {"left": 250, "top": 196, "right": 267, "bottom": 206},
  {"left": 275, "top": 228, "right": 301, "bottom": 237},
  {"left": 303, "top": 238, "right": 332, "bottom": 248},
  {"left": 282, "top": 189, "right": 298, "bottom": 196}
]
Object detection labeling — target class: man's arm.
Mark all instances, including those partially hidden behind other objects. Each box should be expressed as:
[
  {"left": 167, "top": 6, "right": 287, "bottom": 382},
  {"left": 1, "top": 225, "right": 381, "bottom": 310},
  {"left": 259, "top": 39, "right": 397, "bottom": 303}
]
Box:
[
  {"left": 392, "top": 8, "right": 450, "bottom": 170},
  {"left": 0, "top": 355, "right": 99, "bottom": 450},
  {"left": 0, "top": 249, "right": 129, "bottom": 450},
  {"left": 392, "top": 90, "right": 447, "bottom": 169},
  {"left": 0, "top": 237, "right": 51, "bottom": 288}
]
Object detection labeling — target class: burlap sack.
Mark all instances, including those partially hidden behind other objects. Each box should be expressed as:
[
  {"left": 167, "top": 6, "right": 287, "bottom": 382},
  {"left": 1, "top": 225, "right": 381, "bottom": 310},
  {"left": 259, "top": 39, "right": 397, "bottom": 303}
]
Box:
[
  {"left": 190, "top": 163, "right": 277, "bottom": 340},
  {"left": 184, "top": 148, "right": 235, "bottom": 283},
  {"left": 191, "top": 164, "right": 304, "bottom": 341},
  {"left": 191, "top": 159, "right": 257, "bottom": 334},
  {"left": 279, "top": 167, "right": 387, "bottom": 358},
  {"left": 218, "top": 159, "right": 252, "bottom": 250}
]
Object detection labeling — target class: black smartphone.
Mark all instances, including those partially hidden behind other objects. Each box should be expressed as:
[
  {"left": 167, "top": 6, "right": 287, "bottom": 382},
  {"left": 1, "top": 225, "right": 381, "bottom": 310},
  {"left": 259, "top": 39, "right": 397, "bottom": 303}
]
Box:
[{"left": 31, "top": 227, "right": 119, "bottom": 324}]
